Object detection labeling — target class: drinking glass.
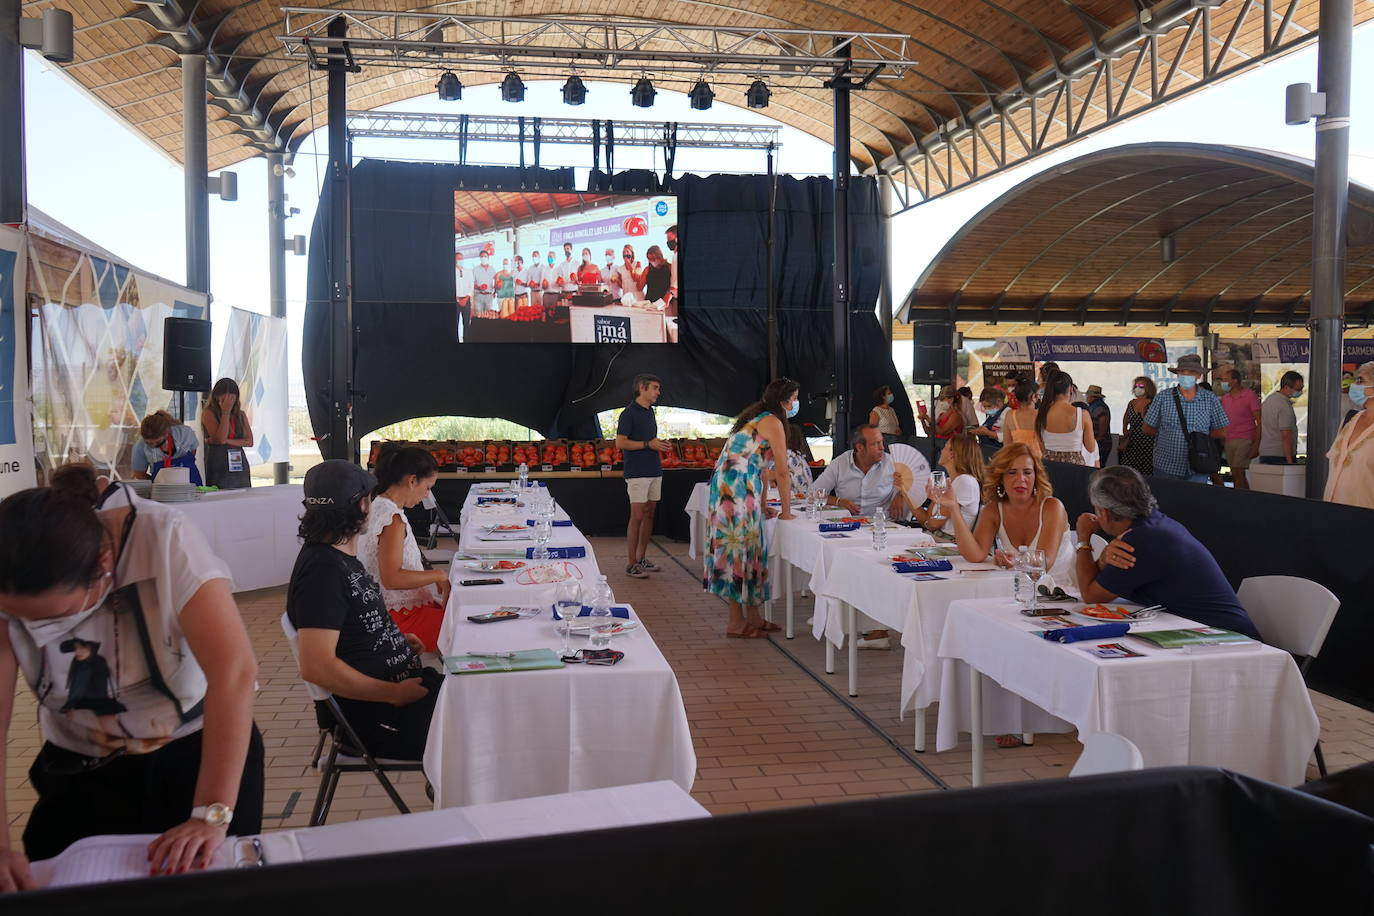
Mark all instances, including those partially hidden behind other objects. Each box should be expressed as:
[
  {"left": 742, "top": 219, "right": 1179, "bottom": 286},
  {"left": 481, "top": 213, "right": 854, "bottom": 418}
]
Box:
[
  {"left": 929, "top": 469, "right": 949, "bottom": 522},
  {"left": 532, "top": 519, "right": 553, "bottom": 562},
  {"left": 554, "top": 580, "right": 582, "bottom": 658},
  {"left": 1024, "top": 548, "right": 1046, "bottom": 613}
]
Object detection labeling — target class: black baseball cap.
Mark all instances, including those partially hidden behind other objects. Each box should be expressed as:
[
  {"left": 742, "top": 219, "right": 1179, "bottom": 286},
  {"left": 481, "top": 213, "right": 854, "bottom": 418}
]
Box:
[{"left": 303, "top": 460, "right": 376, "bottom": 509}]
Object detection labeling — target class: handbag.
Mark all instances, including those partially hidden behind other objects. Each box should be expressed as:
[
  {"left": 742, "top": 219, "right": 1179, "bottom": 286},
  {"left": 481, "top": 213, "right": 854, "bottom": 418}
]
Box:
[{"left": 1172, "top": 389, "right": 1222, "bottom": 474}]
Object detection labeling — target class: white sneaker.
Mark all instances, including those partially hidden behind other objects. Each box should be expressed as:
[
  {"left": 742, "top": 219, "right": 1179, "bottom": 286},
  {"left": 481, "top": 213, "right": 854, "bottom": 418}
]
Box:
[{"left": 856, "top": 636, "right": 891, "bottom": 650}]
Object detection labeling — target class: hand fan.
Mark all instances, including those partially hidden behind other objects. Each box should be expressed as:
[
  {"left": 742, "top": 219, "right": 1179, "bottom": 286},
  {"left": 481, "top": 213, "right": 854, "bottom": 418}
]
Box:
[{"left": 887, "top": 443, "right": 931, "bottom": 506}]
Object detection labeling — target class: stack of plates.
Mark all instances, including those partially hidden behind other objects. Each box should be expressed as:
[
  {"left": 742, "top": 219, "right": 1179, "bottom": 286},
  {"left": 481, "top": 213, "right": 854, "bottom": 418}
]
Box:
[
  {"left": 123, "top": 479, "right": 153, "bottom": 498},
  {"left": 150, "top": 467, "right": 198, "bottom": 503}
]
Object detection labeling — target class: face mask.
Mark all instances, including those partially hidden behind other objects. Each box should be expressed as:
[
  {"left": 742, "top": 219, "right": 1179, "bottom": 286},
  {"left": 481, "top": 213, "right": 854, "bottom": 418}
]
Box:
[
  {"left": 1178, "top": 375, "right": 1197, "bottom": 391},
  {"left": 667, "top": 239, "right": 677, "bottom": 252},
  {"left": 885, "top": 393, "right": 894, "bottom": 404},
  {"left": 786, "top": 400, "right": 800, "bottom": 418},
  {"left": 1218, "top": 382, "right": 1230, "bottom": 394},
  {"left": 480, "top": 258, "right": 489, "bottom": 266},
  {"left": 422, "top": 491, "right": 438, "bottom": 510},
  {"left": 1350, "top": 382, "right": 1370, "bottom": 408},
  {"left": 20, "top": 573, "right": 113, "bottom": 649},
  {"left": 547, "top": 256, "right": 555, "bottom": 265},
  {"left": 1289, "top": 389, "right": 1303, "bottom": 400},
  {"left": 1132, "top": 385, "right": 1146, "bottom": 397}
]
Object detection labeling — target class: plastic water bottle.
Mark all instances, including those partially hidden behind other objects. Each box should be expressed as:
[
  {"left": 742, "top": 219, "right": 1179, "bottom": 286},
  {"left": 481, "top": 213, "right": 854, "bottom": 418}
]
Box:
[
  {"left": 588, "top": 575, "right": 615, "bottom": 649},
  {"left": 1011, "top": 545, "right": 1031, "bottom": 607},
  {"left": 517, "top": 462, "right": 529, "bottom": 491},
  {"left": 871, "top": 507, "right": 888, "bottom": 552}
]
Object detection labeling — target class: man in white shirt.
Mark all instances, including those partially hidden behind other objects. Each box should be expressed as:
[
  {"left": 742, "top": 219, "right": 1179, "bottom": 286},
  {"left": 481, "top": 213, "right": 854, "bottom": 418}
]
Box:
[
  {"left": 558, "top": 242, "right": 579, "bottom": 295},
  {"left": 812, "top": 425, "right": 906, "bottom": 517},
  {"left": 603, "top": 248, "right": 622, "bottom": 298},
  {"left": 454, "top": 252, "right": 474, "bottom": 341},
  {"left": 471, "top": 253, "right": 497, "bottom": 316}
]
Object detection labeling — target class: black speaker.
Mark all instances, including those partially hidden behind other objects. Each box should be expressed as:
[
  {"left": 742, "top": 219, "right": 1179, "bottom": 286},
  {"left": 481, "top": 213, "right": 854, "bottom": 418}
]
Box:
[
  {"left": 162, "top": 317, "right": 211, "bottom": 392},
  {"left": 912, "top": 321, "right": 954, "bottom": 386}
]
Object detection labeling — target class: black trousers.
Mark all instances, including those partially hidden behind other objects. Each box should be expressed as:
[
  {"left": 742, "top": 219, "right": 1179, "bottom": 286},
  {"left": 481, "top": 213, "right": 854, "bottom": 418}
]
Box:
[
  {"left": 23, "top": 724, "right": 265, "bottom": 861},
  {"left": 333, "top": 667, "right": 443, "bottom": 760}
]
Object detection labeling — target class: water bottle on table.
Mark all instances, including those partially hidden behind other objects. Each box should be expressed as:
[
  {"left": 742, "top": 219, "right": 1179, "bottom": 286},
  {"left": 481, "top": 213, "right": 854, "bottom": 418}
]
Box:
[
  {"left": 588, "top": 575, "right": 615, "bottom": 649},
  {"left": 518, "top": 462, "right": 529, "bottom": 492},
  {"left": 1011, "top": 545, "right": 1031, "bottom": 608},
  {"left": 871, "top": 506, "right": 888, "bottom": 551}
]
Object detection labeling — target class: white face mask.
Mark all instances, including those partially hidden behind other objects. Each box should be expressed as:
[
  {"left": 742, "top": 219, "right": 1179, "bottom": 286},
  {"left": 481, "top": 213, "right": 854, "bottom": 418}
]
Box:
[{"left": 19, "top": 572, "right": 113, "bottom": 649}]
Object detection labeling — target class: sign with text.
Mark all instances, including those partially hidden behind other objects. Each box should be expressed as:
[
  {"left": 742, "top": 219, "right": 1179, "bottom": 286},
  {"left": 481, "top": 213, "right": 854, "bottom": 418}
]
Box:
[
  {"left": 594, "top": 314, "right": 631, "bottom": 344},
  {"left": 1216, "top": 338, "right": 1374, "bottom": 364},
  {"left": 1026, "top": 336, "right": 1168, "bottom": 363},
  {"left": 0, "top": 226, "right": 36, "bottom": 497}
]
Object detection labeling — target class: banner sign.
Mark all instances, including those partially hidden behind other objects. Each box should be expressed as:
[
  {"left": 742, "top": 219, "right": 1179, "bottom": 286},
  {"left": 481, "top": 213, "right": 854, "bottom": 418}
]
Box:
[
  {"left": 217, "top": 308, "right": 289, "bottom": 467},
  {"left": 981, "top": 361, "right": 1035, "bottom": 390},
  {"left": 1215, "top": 338, "right": 1374, "bottom": 364},
  {"left": 0, "top": 226, "right": 35, "bottom": 497},
  {"left": 549, "top": 213, "right": 649, "bottom": 248},
  {"left": 593, "top": 314, "right": 631, "bottom": 344},
  {"left": 1025, "top": 336, "right": 1168, "bottom": 363}
]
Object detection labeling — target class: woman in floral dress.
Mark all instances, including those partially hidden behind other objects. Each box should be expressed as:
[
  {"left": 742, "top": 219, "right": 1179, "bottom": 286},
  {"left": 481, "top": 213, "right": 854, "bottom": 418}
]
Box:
[{"left": 706, "top": 378, "right": 798, "bottom": 638}]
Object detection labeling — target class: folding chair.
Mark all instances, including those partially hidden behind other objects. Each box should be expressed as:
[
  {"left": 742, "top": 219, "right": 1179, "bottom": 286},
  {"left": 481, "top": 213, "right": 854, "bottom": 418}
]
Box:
[
  {"left": 1071, "top": 731, "right": 1144, "bottom": 777},
  {"left": 280, "top": 613, "right": 426, "bottom": 825},
  {"left": 1236, "top": 576, "right": 1341, "bottom": 777}
]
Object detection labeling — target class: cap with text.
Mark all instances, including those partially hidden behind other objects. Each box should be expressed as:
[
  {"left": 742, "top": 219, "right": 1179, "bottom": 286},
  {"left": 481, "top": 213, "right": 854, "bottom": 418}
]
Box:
[{"left": 303, "top": 459, "right": 376, "bottom": 508}]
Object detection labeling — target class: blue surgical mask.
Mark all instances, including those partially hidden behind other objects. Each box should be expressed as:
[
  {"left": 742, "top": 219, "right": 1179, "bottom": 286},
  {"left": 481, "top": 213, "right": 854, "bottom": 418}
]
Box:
[
  {"left": 1289, "top": 389, "right": 1303, "bottom": 400},
  {"left": 1218, "top": 382, "right": 1230, "bottom": 393},
  {"left": 1178, "top": 375, "right": 1197, "bottom": 391},
  {"left": 1350, "top": 383, "right": 1370, "bottom": 408},
  {"left": 786, "top": 400, "right": 800, "bottom": 418},
  {"left": 885, "top": 393, "right": 894, "bottom": 404}
]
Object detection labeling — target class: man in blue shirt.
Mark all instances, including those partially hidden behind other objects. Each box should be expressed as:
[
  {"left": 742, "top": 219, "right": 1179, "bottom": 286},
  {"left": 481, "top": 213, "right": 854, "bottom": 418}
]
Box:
[
  {"left": 615, "top": 374, "right": 674, "bottom": 579},
  {"left": 1073, "top": 466, "right": 1259, "bottom": 639},
  {"left": 1142, "top": 353, "right": 1228, "bottom": 483}
]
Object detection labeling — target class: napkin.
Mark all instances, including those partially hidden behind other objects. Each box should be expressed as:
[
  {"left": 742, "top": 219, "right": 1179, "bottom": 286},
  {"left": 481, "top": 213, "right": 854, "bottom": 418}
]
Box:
[
  {"left": 1040, "top": 623, "right": 1130, "bottom": 643},
  {"left": 819, "top": 522, "right": 860, "bottom": 532},
  {"left": 525, "top": 519, "right": 573, "bottom": 527},
  {"left": 476, "top": 496, "right": 517, "bottom": 505},
  {"left": 526, "top": 546, "right": 586, "bottom": 559},
  {"left": 892, "top": 559, "right": 954, "bottom": 574},
  {"left": 551, "top": 605, "right": 631, "bottom": 620}
]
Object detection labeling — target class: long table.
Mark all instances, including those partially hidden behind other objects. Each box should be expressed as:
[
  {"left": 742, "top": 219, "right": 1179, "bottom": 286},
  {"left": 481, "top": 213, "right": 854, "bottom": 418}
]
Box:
[
  {"left": 424, "top": 485, "right": 695, "bottom": 807},
  {"left": 936, "top": 597, "right": 1322, "bottom": 787},
  {"left": 172, "top": 484, "right": 303, "bottom": 592}
]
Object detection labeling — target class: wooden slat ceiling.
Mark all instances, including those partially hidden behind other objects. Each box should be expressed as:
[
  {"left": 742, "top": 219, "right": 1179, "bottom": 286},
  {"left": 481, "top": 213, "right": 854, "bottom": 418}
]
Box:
[
  {"left": 451, "top": 190, "right": 612, "bottom": 237},
  {"left": 902, "top": 143, "right": 1374, "bottom": 326},
  {"left": 24, "top": 1, "right": 1373, "bottom": 174}
]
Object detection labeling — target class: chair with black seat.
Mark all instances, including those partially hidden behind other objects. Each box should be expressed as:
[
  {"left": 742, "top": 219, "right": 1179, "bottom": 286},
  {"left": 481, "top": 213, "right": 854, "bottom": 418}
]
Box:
[
  {"left": 1236, "top": 575, "right": 1341, "bottom": 777},
  {"left": 280, "top": 613, "right": 425, "bottom": 825}
]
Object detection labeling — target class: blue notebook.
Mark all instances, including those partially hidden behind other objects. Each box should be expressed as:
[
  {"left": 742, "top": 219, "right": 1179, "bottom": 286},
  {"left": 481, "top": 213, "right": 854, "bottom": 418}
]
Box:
[
  {"left": 526, "top": 545, "right": 587, "bottom": 559},
  {"left": 892, "top": 559, "right": 954, "bottom": 574},
  {"left": 819, "top": 522, "right": 861, "bottom": 532}
]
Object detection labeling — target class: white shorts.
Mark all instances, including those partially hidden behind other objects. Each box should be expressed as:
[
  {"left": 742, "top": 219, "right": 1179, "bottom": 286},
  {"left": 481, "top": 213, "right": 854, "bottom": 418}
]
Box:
[{"left": 626, "top": 476, "right": 663, "bottom": 504}]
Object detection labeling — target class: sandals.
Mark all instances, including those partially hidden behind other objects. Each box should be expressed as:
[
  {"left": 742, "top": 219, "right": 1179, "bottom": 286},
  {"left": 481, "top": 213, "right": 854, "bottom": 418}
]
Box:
[
  {"left": 995, "top": 734, "right": 1025, "bottom": 748},
  {"left": 726, "top": 625, "right": 770, "bottom": 639},
  {"left": 756, "top": 621, "right": 782, "bottom": 633}
]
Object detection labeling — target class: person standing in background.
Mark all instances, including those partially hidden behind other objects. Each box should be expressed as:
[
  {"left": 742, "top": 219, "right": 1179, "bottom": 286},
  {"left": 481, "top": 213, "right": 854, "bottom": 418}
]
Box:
[
  {"left": 868, "top": 385, "right": 903, "bottom": 446},
  {"left": 615, "top": 375, "right": 674, "bottom": 579},
  {"left": 558, "top": 242, "right": 579, "bottom": 298},
  {"left": 617, "top": 245, "right": 645, "bottom": 303},
  {"left": 1001, "top": 379, "right": 1043, "bottom": 458},
  {"left": 971, "top": 387, "right": 1008, "bottom": 459},
  {"left": 665, "top": 224, "right": 680, "bottom": 316},
  {"left": 1118, "top": 376, "right": 1156, "bottom": 475},
  {"left": 603, "top": 248, "right": 622, "bottom": 299},
  {"left": 541, "top": 251, "right": 561, "bottom": 311},
  {"left": 1215, "top": 367, "right": 1261, "bottom": 488},
  {"left": 512, "top": 255, "right": 529, "bottom": 311},
  {"left": 496, "top": 259, "right": 516, "bottom": 318},
  {"left": 454, "top": 252, "right": 473, "bottom": 341},
  {"left": 471, "top": 251, "right": 497, "bottom": 318},
  {"left": 1324, "top": 361, "right": 1374, "bottom": 509},
  {"left": 643, "top": 246, "right": 672, "bottom": 305},
  {"left": 1141, "top": 354, "right": 1228, "bottom": 483},
  {"left": 1085, "top": 385, "right": 1113, "bottom": 466},
  {"left": 200, "top": 378, "right": 254, "bottom": 490},
  {"left": 1258, "top": 370, "right": 1304, "bottom": 466}
]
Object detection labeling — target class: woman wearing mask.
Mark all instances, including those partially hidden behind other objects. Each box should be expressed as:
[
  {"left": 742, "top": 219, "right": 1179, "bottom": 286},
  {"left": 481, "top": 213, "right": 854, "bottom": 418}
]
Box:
[
  {"left": 1324, "top": 361, "right": 1374, "bottom": 509},
  {"left": 1036, "top": 371, "right": 1095, "bottom": 465},
  {"left": 200, "top": 378, "right": 254, "bottom": 490},
  {"left": 576, "top": 247, "right": 602, "bottom": 286},
  {"left": 1000, "top": 379, "right": 1043, "bottom": 458},
  {"left": 0, "top": 466, "right": 262, "bottom": 889},
  {"left": 132, "top": 410, "right": 202, "bottom": 485},
  {"left": 356, "top": 445, "right": 450, "bottom": 653},
  {"left": 910, "top": 433, "right": 984, "bottom": 534},
  {"left": 642, "top": 246, "right": 672, "bottom": 306},
  {"left": 1118, "top": 376, "right": 1157, "bottom": 475},
  {"left": 868, "top": 385, "right": 903, "bottom": 446},
  {"left": 706, "top": 379, "right": 798, "bottom": 639}
]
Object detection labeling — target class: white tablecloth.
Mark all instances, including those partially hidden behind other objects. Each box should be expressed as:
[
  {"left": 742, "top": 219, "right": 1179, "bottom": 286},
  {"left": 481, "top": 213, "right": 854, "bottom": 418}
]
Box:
[
  {"left": 685, "top": 481, "right": 710, "bottom": 560},
  {"left": 935, "top": 597, "right": 1321, "bottom": 785},
  {"left": 171, "top": 484, "right": 303, "bottom": 592},
  {"left": 425, "top": 602, "right": 696, "bottom": 806}
]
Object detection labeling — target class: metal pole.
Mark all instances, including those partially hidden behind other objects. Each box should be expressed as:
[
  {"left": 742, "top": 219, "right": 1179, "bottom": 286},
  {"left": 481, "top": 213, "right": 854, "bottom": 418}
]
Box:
[
  {"left": 1306, "top": 0, "right": 1352, "bottom": 499},
  {"left": 325, "top": 15, "right": 353, "bottom": 461},
  {"left": 766, "top": 144, "right": 778, "bottom": 380},
  {"left": 182, "top": 53, "right": 209, "bottom": 298},
  {"left": 266, "top": 152, "right": 290, "bottom": 484},
  {"left": 878, "top": 173, "right": 894, "bottom": 342},
  {"left": 0, "top": 0, "right": 24, "bottom": 225},
  {"left": 830, "top": 69, "right": 852, "bottom": 445}
]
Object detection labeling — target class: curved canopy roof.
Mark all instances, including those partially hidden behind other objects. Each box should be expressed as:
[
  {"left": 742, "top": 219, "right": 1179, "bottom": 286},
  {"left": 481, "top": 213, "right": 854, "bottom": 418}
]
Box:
[
  {"left": 900, "top": 142, "right": 1374, "bottom": 327},
  {"left": 29, "top": 1, "right": 1363, "bottom": 183}
]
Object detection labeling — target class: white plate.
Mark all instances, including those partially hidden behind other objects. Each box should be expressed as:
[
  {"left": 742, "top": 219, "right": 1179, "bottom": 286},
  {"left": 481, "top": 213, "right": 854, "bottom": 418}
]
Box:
[
  {"left": 463, "top": 561, "right": 526, "bottom": 574},
  {"left": 1067, "top": 605, "right": 1157, "bottom": 624}
]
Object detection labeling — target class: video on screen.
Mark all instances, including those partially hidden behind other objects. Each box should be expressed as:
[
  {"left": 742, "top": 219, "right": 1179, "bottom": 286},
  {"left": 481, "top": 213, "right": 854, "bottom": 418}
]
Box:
[{"left": 454, "top": 191, "right": 679, "bottom": 344}]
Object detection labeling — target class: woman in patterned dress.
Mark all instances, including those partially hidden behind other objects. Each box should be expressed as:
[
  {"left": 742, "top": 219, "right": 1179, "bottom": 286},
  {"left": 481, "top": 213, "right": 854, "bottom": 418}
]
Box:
[
  {"left": 706, "top": 378, "right": 798, "bottom": 638},
  {"left": 1118, "top": 375, "right": 1157, "bottom": 475}
]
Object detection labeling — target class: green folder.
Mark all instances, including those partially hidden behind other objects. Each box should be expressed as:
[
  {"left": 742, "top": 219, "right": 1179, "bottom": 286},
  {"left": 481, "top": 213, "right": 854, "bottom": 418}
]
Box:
[
  {"left": 1130, "top": 627, "right": 1254, "bottom": 649},
  {"left": 443, "top": 648, "right": 565, "bottom": 674}
]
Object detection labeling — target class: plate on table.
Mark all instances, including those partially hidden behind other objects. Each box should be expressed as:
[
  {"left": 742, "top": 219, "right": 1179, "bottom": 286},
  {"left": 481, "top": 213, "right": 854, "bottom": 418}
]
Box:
[
  {"left": 464, "top": 560, "right": 527, "bottom": 574},
  {"left": 1069, "top": 604, "right": 1157, "bottom": 624},
  {"left": 482, "top": 523, "right": 529, "bottom": 532},
  {"left": 837, "top": 516, "right": 871, "bottom": 526}
]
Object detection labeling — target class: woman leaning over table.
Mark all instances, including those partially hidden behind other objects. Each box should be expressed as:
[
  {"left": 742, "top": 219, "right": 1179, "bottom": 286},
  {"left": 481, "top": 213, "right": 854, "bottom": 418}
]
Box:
[
  {"left": 132, "top": 410, "right": 202, "bottom": 485},
  {"left": 0, "top": 465, "right": 262, "bottom": 891},
  {"left": 706, "top": 378, "right": 797, "bottom": 639},
  {"left": 1325, "top": 361, "right": 1374, "bottom": 510},
  {"left": 910, "top": 432, "right": 984, "bottom": 534},
  {"left": 200, "top": 378, "right": 254, "bottom": 490},
  {"left": 356, "top": 445, "right": 451, "bottom": 654}
]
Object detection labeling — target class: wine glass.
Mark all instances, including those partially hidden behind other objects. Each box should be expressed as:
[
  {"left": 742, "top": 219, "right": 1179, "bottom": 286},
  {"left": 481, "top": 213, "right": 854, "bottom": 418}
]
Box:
[
  {"left": 1024, "top": 548, "right": 1046, "bottom": 613},
  {"left": 554, "top": 580, "right": 582, "bottom": 658},
  {"left": 532, "top": 519, "right": 553, "bottom": 562},
  {"left": 929, "top": 469, "right": 949, "bottom": 522}
]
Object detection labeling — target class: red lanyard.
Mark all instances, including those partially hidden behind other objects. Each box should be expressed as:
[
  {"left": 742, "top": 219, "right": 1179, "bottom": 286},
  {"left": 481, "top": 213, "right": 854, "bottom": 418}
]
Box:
[{"left": 162, "top": 433, "right": 175, "bottom": 468}]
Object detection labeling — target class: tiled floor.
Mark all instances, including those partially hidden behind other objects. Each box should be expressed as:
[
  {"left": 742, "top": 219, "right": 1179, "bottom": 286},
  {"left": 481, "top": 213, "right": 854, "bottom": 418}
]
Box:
[{"left": 8, "top": 534, "right": 1374, "bottom": 847}]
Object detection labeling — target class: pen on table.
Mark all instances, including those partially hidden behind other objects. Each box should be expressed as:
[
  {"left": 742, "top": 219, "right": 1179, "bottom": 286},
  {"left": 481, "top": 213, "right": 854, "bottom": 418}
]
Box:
[{"left": 469, "top": 651, "right": 516, "bottom": 658}]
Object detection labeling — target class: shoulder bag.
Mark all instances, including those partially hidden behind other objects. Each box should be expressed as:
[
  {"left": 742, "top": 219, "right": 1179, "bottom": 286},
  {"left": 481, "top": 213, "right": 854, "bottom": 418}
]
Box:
[{"left": 1173, "top": 389, "right": 1222, "bottom": 474}]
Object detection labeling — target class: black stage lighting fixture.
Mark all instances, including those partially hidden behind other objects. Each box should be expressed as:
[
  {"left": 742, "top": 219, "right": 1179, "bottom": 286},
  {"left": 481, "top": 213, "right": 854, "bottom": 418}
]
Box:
[
  {"left": 436, "top": 71, "right": 462, "bottom": 101},
  {"left": 562, "top": 75, "right": 587, "bottom": 105},
  {"left": 688, "top": 79, "right": 714, "bottom": 110},
  {"left": 746, "top": 79, "right": 770, "bottom": 109},
  {"left": 631, "top": 76, "right": 656, "bottom": 108},
  {"left": 501, "top": 71, "right": 526, "bottom": 102}
]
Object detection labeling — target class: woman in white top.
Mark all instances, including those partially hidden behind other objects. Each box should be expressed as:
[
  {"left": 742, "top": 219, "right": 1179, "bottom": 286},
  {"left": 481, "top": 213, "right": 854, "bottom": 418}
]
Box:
[
  {"left": 1036, "top": 371, "right": 1095, "bottom": 465},
  {"left": 357, "top": 445, "right": 450, "bottom": 653},
  {"left": 910, "top": 433, "right": 983, "bottom": 533},
  {"left": 868, "top": 385, "right": 903, "bottom": 445}
]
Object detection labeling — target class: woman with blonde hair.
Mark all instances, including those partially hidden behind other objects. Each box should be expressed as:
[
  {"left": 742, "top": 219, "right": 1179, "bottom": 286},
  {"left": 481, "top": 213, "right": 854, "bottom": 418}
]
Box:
[
  {"left": 132, "top": 410, "right": 202, "bottom": 485},
  {"left": 910, "top": 432, "right": 983, "bottom": 534}
]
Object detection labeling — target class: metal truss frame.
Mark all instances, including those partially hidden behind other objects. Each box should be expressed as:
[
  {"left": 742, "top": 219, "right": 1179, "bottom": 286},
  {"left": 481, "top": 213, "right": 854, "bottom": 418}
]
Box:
[
  {"left": 880, "top": 0, "right": 1322, "bottom": 214},
  {"left": 346, "top": 110, "right": 782, "bottom": 150},
  {"left": 277, "top": 9, "right": 916, "bottom": 83}
]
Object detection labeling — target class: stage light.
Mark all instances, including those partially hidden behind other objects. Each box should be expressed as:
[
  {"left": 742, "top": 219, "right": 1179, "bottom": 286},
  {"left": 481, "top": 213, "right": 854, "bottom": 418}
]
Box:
[
  {"left": 562, "top": 75, "right": 587, "bottom": 106},
  {"left": 631, "top": 77, "right": 656, "bottom": 108},
  {"left": 746, "top": 79, "right": 770, "bottom": 109},
  {"left": 501, "top": 71, "right": 526, "bottom": 103},
  {"left": 436, "top": 71, "right": 463, "bottom": 101},
  {"left": 688, "top": 80, "right": 714, "bottom": 111}
]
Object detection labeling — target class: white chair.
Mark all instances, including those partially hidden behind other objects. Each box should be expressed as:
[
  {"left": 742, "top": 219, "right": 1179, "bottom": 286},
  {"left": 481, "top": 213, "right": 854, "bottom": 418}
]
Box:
[
  {"left": 280, "top": 613, "right": 425, "bottom": 825},
  {"left": 1071, "top": 731, "right": 1145, "bottom": 777},
  {"left": 1237, "top": 575, "right": 1341, "bottom": 777}
]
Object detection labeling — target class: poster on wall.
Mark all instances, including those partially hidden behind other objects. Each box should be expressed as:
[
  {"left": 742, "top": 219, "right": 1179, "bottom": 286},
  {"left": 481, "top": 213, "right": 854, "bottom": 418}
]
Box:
[
  {"left": 217, "top": 308, "right": 288, "bottom": 467},
  {"left": 980, "top": 361, "right": 1035, "bottom": 390},
  {"left": 992, "top": 336, "right": 1168, "bottom": 363},
  {"left": 0, "top": 226, "right": 36, "bottom": 497}
]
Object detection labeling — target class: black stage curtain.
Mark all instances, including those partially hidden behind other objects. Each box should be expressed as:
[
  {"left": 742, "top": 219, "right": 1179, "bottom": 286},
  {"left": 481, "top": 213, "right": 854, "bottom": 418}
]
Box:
[
  {"left": 12, "top": 768, "right": 1372, "bottom": 915},
  {"left": 304, "top": 161, "right": 912, "bottom": 441},
  {"left": 1046, "top": 462, "right": 1374, "bottom": 709}
]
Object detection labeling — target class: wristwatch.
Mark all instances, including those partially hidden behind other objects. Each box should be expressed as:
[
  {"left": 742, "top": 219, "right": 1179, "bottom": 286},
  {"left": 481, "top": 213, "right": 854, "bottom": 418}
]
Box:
[
  {"left": 190, "top": 803, "right": 234, "bottom": 827},
  {"left": 1075, "top": 541, "right": 1094, "bottom": 552}
]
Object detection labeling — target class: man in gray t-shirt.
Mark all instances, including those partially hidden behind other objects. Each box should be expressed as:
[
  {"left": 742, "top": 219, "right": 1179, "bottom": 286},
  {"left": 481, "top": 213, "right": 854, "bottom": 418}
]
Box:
[{"left": 1258, "top": 370, "right": 1304, "bottom": 465}]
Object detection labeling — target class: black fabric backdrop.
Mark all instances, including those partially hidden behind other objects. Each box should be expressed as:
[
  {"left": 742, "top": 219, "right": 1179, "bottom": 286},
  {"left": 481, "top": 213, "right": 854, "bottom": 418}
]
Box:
[{"left": 304, "top": 161, "right": 913, "bottom": 442}]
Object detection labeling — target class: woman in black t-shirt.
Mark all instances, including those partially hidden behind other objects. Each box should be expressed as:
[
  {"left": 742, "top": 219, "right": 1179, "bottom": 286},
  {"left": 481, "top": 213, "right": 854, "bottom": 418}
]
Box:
[{"left": 643, "top": 245, "right": 672, "bottom": 304}]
